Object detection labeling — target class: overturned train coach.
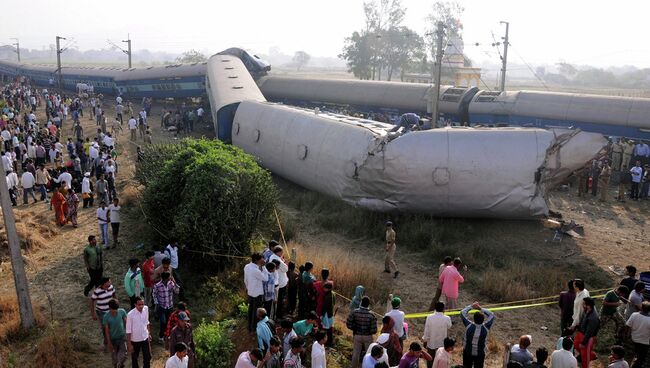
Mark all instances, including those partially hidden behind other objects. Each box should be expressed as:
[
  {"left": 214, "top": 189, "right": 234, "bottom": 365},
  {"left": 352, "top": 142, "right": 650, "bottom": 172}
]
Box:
[{"left": 206, "top": 54, "right": 607, "bottom": 219}]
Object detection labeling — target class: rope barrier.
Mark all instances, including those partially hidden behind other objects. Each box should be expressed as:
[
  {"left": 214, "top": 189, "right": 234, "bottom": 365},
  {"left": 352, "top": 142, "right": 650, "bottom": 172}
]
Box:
[
  {"left": 183, "top": 248, "right": 249, "bottom": 260},
  {"left": 404, "top": 294, "right": 607, "bottom": 319}
]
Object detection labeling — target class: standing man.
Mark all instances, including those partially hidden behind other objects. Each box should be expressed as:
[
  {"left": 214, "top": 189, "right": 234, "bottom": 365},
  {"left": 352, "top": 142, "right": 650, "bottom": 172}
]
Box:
[
  {"left": 164, "top": 239, "right": 182, "bottom": 297},
  {"left": 590, "top": 160, "right": 601, "bottom": 196},
  {"left": 623, "top": 139, "right": 635, "bottom": 169},
  {"left": 569, "top": 279, "right": 590, "bottom": 332},
  {"left": 347, "top": 296, "right": 378, "bottom": 368},
  {"left": 599, "top": 161, "right": 611, "bottom": 201},
  {"left": 611, "top": 139, "right": 623, "bottom": 171},
  {"left": 109, "top": 198, "right": 121, "bottom": 248},
  {"left": 599, "top": 285, "right": 627, "bottom": 343},
  {"left": 244, "top": 253, "right": 267, "bottom": 332},
  {"left": 103, "top": 299, "right": 128, "bottom": 368},
  {"left": 83, "top": 235, "right": 104, "bottom": 296},
  {"left": 626, "top": 301, "right": 650, "bottom": 368},
  {"left": 153, "top": 272, "right": 180, "bottom": 344},
  {"left": 165, "top": 343, "right": 189, "bottom": 368},
  {"left": 558, "top": 280, "right": 576, "bottom": 336},
  {"left": 35, "top": 164, "right": 51, "bottom": 201},
  {"left": 90, "top": 277, "right": 116, "bottom": 349},
  {"left": 21, "top": 169, "right": 37, "bottom": 204},
  {"left": 460, "top": 302, "right": 495, "bottom": 368},
  {"left": 269, "top": 245, "right": 289, "bottom": 319},
  {"left": 576, "top": 164, "right": 590, "bottom": 197},
  {"left": 142, "top": 251, "right": 156, "bottom": 307},
  {"left": 575, "top": 297, "right": 600, "bottom": 368},
  {"left": 429, "top": 256, "right": 452, "bottom": 311},
  {"left": 550, "top": 338, "right": 577, "bottom": 368},
  {"left": 422, "top": 302, "right": 452, "bottom": 368},
  {"left": 128, "top": 116, "right": 138, "bottom": 140},
  {"left": 383, "top": 221, "right": 399, "bottom": 278},
  {"left": 126, "top": 297, "right": 152, "bottom": 368},
  {"left": 125, "top": 258, "right": 145, "bottom": 309},
  {"left": 256, "top": 308, "right": 273, "bottom": 353},
  {"left": 385, "top": 296, "right": 405, "bottom": 348},
  {"left": 96, "top": 201, "right": 110, "bottom": 248},
  {"left": 630, "top": 161, "right": 643, "bottom": 200},
  {"left": 438, "top": 258, "right": 465, "bottom": 311},
  {"left": 168, "top": 312, "right": 195, "bottom": 368}
]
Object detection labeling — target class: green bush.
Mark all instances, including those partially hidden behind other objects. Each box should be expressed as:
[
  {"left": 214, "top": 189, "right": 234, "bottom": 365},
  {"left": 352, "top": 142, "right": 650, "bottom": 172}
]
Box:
[
  {"left": 139, "top": 139, "right": 277, "bottom": 257},
  {"left": 194, "top": 320, "right": 235, "bottom": 368}
]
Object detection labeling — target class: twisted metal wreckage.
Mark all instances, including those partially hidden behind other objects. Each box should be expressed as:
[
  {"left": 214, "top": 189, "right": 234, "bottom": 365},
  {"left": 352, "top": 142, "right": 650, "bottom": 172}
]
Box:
[{"left": 206, "top": 54, "right": 607, "bottom": 219}]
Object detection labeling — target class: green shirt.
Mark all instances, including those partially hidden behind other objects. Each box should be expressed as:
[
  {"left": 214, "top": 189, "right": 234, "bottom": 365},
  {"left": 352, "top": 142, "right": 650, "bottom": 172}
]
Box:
[
  {"left": 102, "top": 308, "right": 127, "bottom": 340},
  {"left": 292, "top": 320, "right": 314, "bottom": 337},
  {"left": 84, "top": 245, "right": 103, "bottom": 270},
  {"left": 601, "top": 290, "right": 620, "bottom": 316}
]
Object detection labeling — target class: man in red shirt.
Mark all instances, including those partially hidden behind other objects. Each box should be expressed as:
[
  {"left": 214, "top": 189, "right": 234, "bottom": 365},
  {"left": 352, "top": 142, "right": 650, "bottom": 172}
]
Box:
[
  {"left": 142, "top": 251, "right": 155, "bottom": 306},
  {"left": 165, "top": 302, "right": 191, "bottom": 347}
]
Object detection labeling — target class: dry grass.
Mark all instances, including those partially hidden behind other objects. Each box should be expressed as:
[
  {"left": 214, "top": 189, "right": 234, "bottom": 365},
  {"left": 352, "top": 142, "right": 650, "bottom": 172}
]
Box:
[
  {"left": 290, "top": 240, "right": 389, "bottom": 307},
  {"left": 32, "top": 321, "right": 84, "bottom": 368},
  {"left": 0, "top": 296, "right": 46, "bottom": 343},
  {"left": 118, "top": 182, "right": 143, "bottom": 206},
  {"left": 0, "top": 210, "right": 60, "bottom": 259}
]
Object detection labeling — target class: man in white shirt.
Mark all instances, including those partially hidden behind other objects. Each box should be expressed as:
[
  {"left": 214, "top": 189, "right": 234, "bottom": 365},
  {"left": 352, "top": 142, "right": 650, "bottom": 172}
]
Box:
[
  {"left": 626, "top": 302, "right": 650, "bottom": 368},
  {"left": 82, "top": 172, "right": 94, "bottom": 208},
  {"left": 128, "top": 117, "right": 138, "bottom": 140},
  {"left": 311, "top": 331, "right": 327, "bottom": 368},
  {"left": 126, "top": 297, "right": 151, "bottom": 368},
  {"left": 550, "top": 337, "right": 577, "bottom": 368},
  {"left": 244, "top": 253, "right": 267, "bottom": 332},
  {"left": 96, "top": 201, "right": 110, "bottom": 248},
  {"left": 109, "top": 198, "right": 121, "bottom": 248},
  {"left": 363, "top": 335, "right": 390, "bottom": 368},
  {"left": 165, "top": 342, "right": 189, "bottom": 368},
  {"left": 269, "top": 245, "right": 289, "bottom": 319},
  {"left": 54, "top": 167, "right": 73, "bottom": 189},
  {"left": 385, "top": 295, "right": 405, "bottom": 345},
  {"left": 21, "top": 171, "right": 38, "bottom": 204},
  {"left": 569, "top": 279, "right": 590, "bottom": 330},
  {"left": 103, "top": 133, "right": 114, "bottom": 148},
  {"left": 234, "top": 349, "right": 264, "bottom": 368},
  {"left": 423, "top": 302, "right": 452, "bottom": 368}
]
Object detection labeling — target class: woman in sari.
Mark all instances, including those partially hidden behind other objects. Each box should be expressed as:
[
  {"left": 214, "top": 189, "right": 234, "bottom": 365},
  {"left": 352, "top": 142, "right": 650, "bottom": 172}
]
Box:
[
  {"left": 381, "top": 315, "right": 403, "bottom": 366},
  {"left": 51, "top": 187, "right": 67, "bottom": 226},
  {"left": 65, "top": 188, "right": 80, "bottom": 228}
]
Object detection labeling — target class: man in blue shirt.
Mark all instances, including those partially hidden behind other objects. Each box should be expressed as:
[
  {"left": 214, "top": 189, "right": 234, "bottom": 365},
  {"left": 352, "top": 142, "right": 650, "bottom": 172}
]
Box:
[{"left": 255, "top": 308, "right": 273, "bottom": 354}]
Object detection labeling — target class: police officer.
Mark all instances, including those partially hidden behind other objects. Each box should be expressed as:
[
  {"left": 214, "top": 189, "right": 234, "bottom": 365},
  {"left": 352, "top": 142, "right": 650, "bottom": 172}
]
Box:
[
  {"left": 611, "top": 140, "right": 623, "bottom": 171},
  {"left": 383, "top": 221, "right": 399, "bottom": 278},
  {"left": 622, "top": 139, "right": 635, "bottom": 170}
]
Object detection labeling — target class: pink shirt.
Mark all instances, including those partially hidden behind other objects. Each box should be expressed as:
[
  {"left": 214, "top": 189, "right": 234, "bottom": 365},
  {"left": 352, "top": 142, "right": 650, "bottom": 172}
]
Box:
[{"left": 438, "top": 266, "right": 464, "bottom": 299}]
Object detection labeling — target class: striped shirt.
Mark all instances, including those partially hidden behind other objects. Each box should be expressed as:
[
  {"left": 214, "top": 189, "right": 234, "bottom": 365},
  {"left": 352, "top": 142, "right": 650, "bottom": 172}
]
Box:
[
  {"left": 91, "top": 285, "right": 116, "bottom": 312},
  {"left": 460, "top": 306, "right": 495, "bottom": 356}
]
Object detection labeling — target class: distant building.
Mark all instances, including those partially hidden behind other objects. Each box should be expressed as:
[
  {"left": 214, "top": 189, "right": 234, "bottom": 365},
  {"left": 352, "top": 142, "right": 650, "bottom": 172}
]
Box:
[{"left": 403, "top": 35, "right": 481, "bottom": 87}]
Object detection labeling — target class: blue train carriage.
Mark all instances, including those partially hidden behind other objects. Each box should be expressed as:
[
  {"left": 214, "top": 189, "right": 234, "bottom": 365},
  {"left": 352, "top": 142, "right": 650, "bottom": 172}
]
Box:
[
  {"left": 114, "top": 63, "right": 207, "bottom": 99},
  {"left": 60, "top": 66, "right": 120, "bottom": 95},
  {"left": 0, "top": 60, "right": 21, "bottom": 82},
  {"left": 468, "top": 90, "right": 650, "bottom": 140}
]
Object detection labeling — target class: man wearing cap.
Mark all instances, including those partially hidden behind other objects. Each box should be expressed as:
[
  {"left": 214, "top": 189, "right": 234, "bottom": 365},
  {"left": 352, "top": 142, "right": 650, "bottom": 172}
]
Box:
[
  {"left": 384, "top": 221, "right": 399, "bottom": 278},
  {"left": 81, "top": 171, "right": 94, "bottom": 208},
  {"left": 168, "top": 312, "right": 195, "bottom": 368},
  {"left": 385, "top": 294, "right": 406, "bottom": 348}
]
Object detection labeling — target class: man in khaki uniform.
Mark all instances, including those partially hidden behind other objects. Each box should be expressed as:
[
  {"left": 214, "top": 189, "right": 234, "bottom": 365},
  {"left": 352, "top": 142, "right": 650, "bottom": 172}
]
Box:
[
  {"left": 623, "top": 139, "right": 635, "bottom": 170},
  {"left": 576, "top": 164, "right": 590, "bottom": 197},
  {"left": 611, "top": 140, "right": 623, "bottom": 171},
  {"left": 383, "top": 221, "right": 399, "bottom": 278},
  {"left": 599, "top": 161, "right": 611, "bottom": 201}
]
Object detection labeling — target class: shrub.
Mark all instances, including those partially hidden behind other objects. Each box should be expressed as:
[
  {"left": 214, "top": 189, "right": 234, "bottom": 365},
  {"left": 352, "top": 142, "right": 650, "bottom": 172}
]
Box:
[
  {"left": 194, "top": 320, "right": 235, "bottom": 368},
  {"left": 139, "top": 139, "right": 277, "bottom": 257},
  {"left": 33, "top": 322, "right": 83, "bottom": 368}
]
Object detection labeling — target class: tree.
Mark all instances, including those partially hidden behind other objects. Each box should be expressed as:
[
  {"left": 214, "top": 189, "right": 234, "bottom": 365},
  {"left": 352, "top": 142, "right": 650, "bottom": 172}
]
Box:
[
  {"left": 379, "top": 26, "right": 424, "bottom": 81},
  {"left": 339, "top": 31, "right": 374, "bottom": 80},
  {"left": 556, "top": 62, "right": 577, "bottom": 77},
  {"left": 292, "top": 51, "right": 311, "bottom": 71},
  {"left": 176, "top": 49, "right": 207, "bottom": 63},
  {"left": 138, "top": 139, "right": 276, "bottom": 258},
  {"left": 425, "top": 1, "right": 464, "bottom": 58}
]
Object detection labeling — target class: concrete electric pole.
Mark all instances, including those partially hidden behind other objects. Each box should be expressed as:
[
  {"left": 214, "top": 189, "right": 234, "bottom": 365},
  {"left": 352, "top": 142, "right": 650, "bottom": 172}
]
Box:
[
  {"left": 56, "top": 36, "right": 66, "bottom": 89},
  {"left": 430, "top": 21, "right": 445, "bottom": 126},
  {"left": 0, "top": 171, "right": 35, "bottom": 329},
  {"left": 11, "top": 38, "right": 20, "bottom": 62},
  {"left": 499, "top": 21, "right": 509, "bottom": 92},
  {"left": 122, "top": 36, "right": 132, "bottom": 69}
]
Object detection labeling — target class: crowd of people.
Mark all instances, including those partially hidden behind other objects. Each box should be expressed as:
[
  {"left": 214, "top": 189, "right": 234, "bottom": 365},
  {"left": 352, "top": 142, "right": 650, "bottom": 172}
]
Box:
[
  {"left": 236, "top": 227, "right": 649, "bottom": 368},
  {"left": 575, "top": 138, "right": 650, "bottom": 201}
]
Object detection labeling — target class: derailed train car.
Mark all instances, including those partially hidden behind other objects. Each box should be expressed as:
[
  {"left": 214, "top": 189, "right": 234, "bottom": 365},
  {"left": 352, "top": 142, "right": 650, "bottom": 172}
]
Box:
[{"left": 206, "top": 54, "right": 607, "bottom": 219}]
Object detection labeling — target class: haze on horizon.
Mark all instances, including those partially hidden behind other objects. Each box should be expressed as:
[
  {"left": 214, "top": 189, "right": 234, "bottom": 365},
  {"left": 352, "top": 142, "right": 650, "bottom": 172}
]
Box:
[{"left": 2, "top": 0, "right": 648, "bottom": 69}]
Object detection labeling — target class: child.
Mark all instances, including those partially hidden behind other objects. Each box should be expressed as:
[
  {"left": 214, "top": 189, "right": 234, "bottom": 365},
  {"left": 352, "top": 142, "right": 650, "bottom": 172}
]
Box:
[{"left": 321, "top": 282, "right": 335, "bottom": 347}]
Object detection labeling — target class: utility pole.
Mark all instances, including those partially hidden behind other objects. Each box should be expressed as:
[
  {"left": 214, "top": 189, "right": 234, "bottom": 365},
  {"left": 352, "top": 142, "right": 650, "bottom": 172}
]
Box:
[
  {"left": 0, "top": 171, "right": 35, "bottom": 329},
  {"left": 430, "top": 21, "right": 445, "bottom": 126},
  {"left": 56, "top": 36, "right": 66, "bottom": 89},
  {"left": 499, "top": 21, "right": 509, "bottom": 92},
  {"left": 122, "top": 35, "right": 132, "bottom": 68},
  {"left": 11, "top": 38, "right": 20, "bottom": 62}
]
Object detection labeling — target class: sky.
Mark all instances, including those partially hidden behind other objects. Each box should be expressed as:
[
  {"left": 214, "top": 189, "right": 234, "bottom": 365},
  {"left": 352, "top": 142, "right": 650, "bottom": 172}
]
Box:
[{"left": 3, "top": 0, "right": 649, "bottom": 68}]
